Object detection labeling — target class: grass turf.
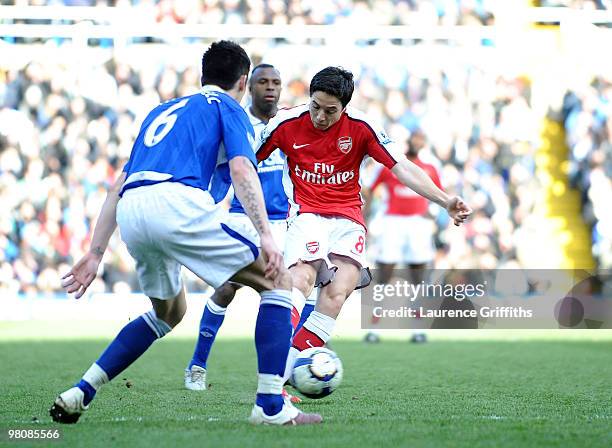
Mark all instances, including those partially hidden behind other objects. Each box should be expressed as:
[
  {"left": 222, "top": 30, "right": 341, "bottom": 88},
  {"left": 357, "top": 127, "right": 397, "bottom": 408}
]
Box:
[{"left": 0, "top": 338, "right": 610, "bottom": 447}]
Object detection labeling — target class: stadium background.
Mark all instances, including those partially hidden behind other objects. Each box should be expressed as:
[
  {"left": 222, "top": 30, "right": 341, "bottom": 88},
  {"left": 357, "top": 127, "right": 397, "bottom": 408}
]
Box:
[
  {"left": 1, "top": 0, "right": 610, "bottom": 332},
  {"left": 0, "top": 2, "right": 611, "bottom": 446}
]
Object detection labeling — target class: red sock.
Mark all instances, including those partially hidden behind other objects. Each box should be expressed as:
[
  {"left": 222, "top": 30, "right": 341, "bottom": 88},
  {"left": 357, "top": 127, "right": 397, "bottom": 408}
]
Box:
[
  {"left": 292, "top": 327, "right": 324, "bottom": 350},
  {"left": 290, "top": 307, "right": 300, "bottom": 330}
]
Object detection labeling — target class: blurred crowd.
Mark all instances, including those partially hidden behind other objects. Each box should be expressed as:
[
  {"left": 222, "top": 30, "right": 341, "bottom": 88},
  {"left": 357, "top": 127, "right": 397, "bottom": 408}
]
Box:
[
  {"left": 0, "top": 1, "right": 608, "bottom": 297},
  {"left": 0, "top": 37, "right": 544, "bottom": 296},
  {"left": 3, "top": 0, "right": 497, "bottom": 26},
  {"left": 538, "top": 0, "right": 611, "bottom": 9},
  {"left": 562, "top": 76, "right": 612, "bottom": 269}
]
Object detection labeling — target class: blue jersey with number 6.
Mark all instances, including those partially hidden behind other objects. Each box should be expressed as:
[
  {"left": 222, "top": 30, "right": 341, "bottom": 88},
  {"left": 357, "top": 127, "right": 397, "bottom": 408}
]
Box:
[{"left": 121, "top": 86, "right": 256, "bottom": 196}]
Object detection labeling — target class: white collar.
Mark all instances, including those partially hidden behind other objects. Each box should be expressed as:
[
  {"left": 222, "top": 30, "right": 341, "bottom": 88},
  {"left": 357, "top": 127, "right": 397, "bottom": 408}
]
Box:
[
  {"left": 245, "top": 104, "right": 265, "bottom": 126},
  {"left": 201, "top": 84, "right": 226, "bottom": 94}
]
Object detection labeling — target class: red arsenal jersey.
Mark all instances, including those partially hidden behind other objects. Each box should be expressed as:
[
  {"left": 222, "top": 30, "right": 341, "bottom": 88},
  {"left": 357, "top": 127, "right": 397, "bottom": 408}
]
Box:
[
  {"left": 369, "top": 157, "right": 442, "bottom": 216},
  {"left": 256, "top": 105, "right": 401, "bottom": 227}
]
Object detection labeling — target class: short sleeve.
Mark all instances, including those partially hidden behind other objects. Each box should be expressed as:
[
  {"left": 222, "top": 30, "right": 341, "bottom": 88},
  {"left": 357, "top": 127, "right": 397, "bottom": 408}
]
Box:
[
  {"left": 256, "top": 114, "right": 285, "bottom": 162},
  {"left": 221, "top": 106, "right": 257, "bottom": 166}
]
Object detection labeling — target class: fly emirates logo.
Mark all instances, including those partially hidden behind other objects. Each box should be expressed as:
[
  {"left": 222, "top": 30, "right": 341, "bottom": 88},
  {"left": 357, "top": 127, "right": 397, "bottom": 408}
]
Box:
[{"left": 294, "top": 162, "right": 355, "bottom": 185}]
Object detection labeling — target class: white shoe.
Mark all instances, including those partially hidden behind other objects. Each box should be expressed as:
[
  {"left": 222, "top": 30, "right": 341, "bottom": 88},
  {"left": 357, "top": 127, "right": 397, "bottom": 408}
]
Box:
[
  {"left": 184, "top": 365, "right": 207, "bottom": 391},
  {"left": 49, "top": 387, "right": 89, "bottom": 424},
  {"left": 249, "top": 401, "right": 322, "bottom": 426}
]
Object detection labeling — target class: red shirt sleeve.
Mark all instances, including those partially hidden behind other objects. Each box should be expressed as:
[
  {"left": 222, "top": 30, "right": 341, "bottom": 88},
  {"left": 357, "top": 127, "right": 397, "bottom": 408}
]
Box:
[
  {"left": 256, "top": 128, "right": 281, "bottom": 162},
  {"left": 362, "top": 127, "right": 400, "bottom": 170}
]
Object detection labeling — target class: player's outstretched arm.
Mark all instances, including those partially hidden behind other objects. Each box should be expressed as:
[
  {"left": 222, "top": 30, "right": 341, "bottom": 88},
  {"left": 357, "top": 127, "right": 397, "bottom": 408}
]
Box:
[
  {"left": 229, "top": 156, "right": 282, "bottom": 279},
  {"left": 61, "top": 171, "right": 127, "bottom": 298},
  {"left": 391, "top": 159, "right": 472, "bottom": 226}
]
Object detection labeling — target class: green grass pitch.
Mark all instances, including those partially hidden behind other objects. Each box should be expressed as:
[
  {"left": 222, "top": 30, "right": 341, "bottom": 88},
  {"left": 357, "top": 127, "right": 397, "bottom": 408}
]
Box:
[{"left": 1, "top": 336, "right": 611, "bottom": 447}]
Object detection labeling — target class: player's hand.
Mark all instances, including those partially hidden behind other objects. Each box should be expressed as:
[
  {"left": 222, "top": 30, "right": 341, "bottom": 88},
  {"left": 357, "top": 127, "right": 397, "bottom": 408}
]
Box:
[
  {"left": 446, "top": 196, "right": 472, "bottom": 226},
  {"left": 61, "top": 251, "right": 102, "bottom": 299},
  {"left": 260, "top": 233, "right": 283, "bottom": 280}
]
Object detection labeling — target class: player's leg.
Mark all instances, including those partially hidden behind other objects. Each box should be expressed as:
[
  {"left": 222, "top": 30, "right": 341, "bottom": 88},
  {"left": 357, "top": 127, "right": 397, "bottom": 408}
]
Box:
[
  {"left": 185, "top": 282, "right": 240, "bottom": 391},
  {"left": 281, "top": 257, "right": 360, "bottom": 384},
  {"left": 51, "top": 183, "right": 192, "bottom": 423},
  {"left": 282, "top": 217, "right": 367, "bottom": 383},
  {"left": 404, "top": 215, "right": 435, "bottom": 343},
  {"left": 408, "top": 263, "right": 427, "bottom": 284},
  {"left": 228, "top": 258, "right": 321, "bottom": 424},
  {"left": 286, "top": 261, "right": 318, "bottom": 327},
  {"left": 282, "top": 213, "right": 335, "bottom": 330},
  {"left": 364, "top": 262, "right": 396, "bottom": 343},
  {"left": 50, "top": 288, "right": 186, "bottom": 424},
  {"left": 366, "top": 214, "right": 402, "bottom": 342},
  {"left": 296, "top": 288, "right": 318, "bottom": 332},
  {"left": 294, "top": 257, "right": 360, "bottom": 345}
]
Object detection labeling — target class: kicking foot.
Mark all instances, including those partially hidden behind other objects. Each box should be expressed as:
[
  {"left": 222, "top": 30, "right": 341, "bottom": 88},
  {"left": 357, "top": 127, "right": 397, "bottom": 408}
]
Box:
[{"left": 49, "top": 387, "right": 89, "bottom": 424}]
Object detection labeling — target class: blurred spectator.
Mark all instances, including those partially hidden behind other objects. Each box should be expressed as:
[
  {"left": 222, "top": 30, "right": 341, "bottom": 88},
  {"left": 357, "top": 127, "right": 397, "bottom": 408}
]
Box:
[
  {"left": 562, "top": 76, "right": 612, "bottom": 269},
  {"left": 1, "top": 0, "right": 499, "bottom": 26}
]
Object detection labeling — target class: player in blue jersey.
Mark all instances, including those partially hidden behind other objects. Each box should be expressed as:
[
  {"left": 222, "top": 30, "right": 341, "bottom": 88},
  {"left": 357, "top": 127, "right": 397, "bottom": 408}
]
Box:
[
  {"left": 50, "top": 41, "right": 321, "bottom": 426},
  {"left": 183, "top": 64, "right": 316, "bottom": 402}
]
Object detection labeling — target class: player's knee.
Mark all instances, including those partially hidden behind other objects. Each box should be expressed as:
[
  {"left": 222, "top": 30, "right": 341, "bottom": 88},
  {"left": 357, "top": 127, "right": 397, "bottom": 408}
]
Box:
[
  {"left": 319, "top": 291, "right": 347, "bottom": 317},
  {"left": 153, "top": 298, "right": 186, "bottom": 328},
  {"left": 212, "top": 282, "right": 238, "bottom": 308},
  {"left": 275, "top": 267, "right": 293, "bottom": 290},
  {"left": 158, "top": 307, "right": 185, "bottom": 328},
  {"left": 291, "top": 266, "right": 316, "bottom": 295}
]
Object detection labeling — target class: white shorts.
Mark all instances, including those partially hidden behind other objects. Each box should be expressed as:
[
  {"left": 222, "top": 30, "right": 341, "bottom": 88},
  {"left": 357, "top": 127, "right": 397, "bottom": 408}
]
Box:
[
  {"left": 117, "top": 182, "right": 259, "bottom": 299},
  {"left": 228, "top": 213, "right": 287, "bottom": 252},
  {"left": 284, "top": 213, "right": 371, "bottom": 289},
  {"left": 376, "top": 214, "right": 435, "bottom": 265}
]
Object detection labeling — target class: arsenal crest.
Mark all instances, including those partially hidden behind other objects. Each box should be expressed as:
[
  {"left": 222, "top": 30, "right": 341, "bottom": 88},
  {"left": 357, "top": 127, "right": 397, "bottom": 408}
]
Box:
[
  {"left": 306, "top": 241, "right": 320, "bottom": 254},
  {"left": 337, "top": 136, "right": 352, "bottom": 154}
]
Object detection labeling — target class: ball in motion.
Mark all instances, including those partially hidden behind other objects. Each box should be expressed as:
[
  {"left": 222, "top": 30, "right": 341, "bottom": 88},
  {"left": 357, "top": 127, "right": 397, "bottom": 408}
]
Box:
[{"left": 290, "top": 347, "right": 343, "bottom": 399}]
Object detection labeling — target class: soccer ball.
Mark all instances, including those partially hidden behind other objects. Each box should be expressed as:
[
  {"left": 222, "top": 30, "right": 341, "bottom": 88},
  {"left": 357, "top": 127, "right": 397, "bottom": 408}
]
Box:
[{"left": 290, "top": 347, "right": 343, "bottom": 399}]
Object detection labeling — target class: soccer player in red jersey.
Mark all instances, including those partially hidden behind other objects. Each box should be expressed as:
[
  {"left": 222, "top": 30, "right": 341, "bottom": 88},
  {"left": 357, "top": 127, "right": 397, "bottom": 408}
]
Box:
[
  {"left": 363, "top": 130, "right": 442, "bottom": 343},
  {"left": 255, "top": 67, "right": 472, "bottom": 381}
]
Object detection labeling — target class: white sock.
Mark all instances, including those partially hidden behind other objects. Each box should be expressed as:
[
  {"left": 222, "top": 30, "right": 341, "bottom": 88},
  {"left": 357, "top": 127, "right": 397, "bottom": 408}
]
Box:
[
  {"left": 207, "top": 299, "right": 227, "bottom": 315},
  {"left": 82, "top": 363, "right": 109, "bottom": 390},
  {"left": 282, "top": 346, "right": 300, "bottom": 385},
  {"left": 257, "top": 373, "right": 283, "bottom": 395},
  {"left": 302, "top": 311, "right": 336, "bottom": 342},
  {"left": 291, "top": 287, "right": 306, "bottom": 314},
  {"left": 305, "top": 288, "right": 318, "bottom": 306}
]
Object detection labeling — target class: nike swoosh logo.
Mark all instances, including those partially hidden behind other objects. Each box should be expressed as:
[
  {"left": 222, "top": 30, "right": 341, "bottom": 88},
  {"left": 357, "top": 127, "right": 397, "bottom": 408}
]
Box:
[
  {"left": 305, "top": 339, "right": 315, "bottom": 348},
  {"left": 293, "top": 143, "right": 310, "bottom": 149}
]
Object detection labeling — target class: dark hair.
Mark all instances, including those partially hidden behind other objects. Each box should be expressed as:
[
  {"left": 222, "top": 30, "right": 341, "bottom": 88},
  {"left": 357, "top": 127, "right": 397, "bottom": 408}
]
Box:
[
  {"left": 309, "top": 66, "right": 354, "bottom": 107},
  {"left": 251, "top": 63, "right": 275, "bottom": 76},
  {"left": 201, "top": 40, "right": 251, "bottom": 90}
]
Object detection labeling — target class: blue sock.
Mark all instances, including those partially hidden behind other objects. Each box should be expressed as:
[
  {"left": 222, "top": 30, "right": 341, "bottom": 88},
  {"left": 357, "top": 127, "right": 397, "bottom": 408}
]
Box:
[
  {"left": 255, "top": 291, "right": 292, "bottom": 416},
  {"left": 296, "top": 303, "right": 315, "bottom": 332},
  {"left": 189, "top": 302, "right": 226, "bottom": 369},
  {"left": 75, "top": 379, "right": 97, "bottom": 406},
  {"left": 95, "top": 311, "right": 170, "bottom": 381}
]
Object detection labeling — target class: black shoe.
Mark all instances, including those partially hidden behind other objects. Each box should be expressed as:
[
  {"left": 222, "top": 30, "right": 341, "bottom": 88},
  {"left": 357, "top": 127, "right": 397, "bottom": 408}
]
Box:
[
  {"left": 410, "top": 333, "right": 427, "bottom": 344},
  {"left": 363, "top": 332, "right": 381, "bottom": 343},
  {"left": 49, "top": 402, "right": 81, "bottom": 424}
]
